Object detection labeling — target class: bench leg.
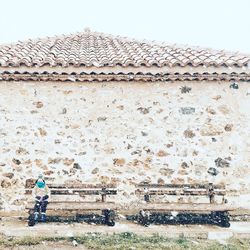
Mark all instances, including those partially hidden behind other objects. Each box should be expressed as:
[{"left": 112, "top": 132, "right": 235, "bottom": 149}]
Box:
[
  {"left": 138, "top": 210, "right": 150, "bottom": 227},
  {"left": 102, "top": 209, "right": 115, "bottom": 226},
  {"left": 211, "top": 211, "right": 230, "bottom": 228}
]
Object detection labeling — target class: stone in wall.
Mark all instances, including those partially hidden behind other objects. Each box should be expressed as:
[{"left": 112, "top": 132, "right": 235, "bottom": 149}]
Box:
[
  {"left": 180, "top": 86, "right": 192, "bottom": 93},
  {"left": 38, "top": 128, "right": 47, "bottom": 136},
  {"left": 200, "top": 124, "right": 224, "bottom": 136},
  {"left": 12, "top": 158, "right": 21, "bottom": 165},
  {"left": 179, "top": 107, "right": 195, "bottom": 115},
  {"left": 1, "top": 179, "right": 11, "bottom": 188},
  {"left": 156, "top": 108, "right": 164, "bottom": 114},
  {"left": 63, "top": 158, "right": 74, "bottom": 166},
  {"left": 33, "top": 101, "right": 43, "bottom": 108},
  {"left": 156, "top": 150, "right": 169, "bottom": 157},
  {"left": 44, "top": 170, "right": 54, "bottom": 176},
  {"left": 99, "top": 176, "right": 110, "bottom": 184},
  {"left": 91, "top": 168, "right": 99, "bottom": 174},
  {"left": 137, "top": 107, "right": 151, "bottom": 114},
  {"left": 178, "top": 169, "right": 188, "bottom": 175},
  {"left": 206, "top": 107, "right": 216, "bottom": 115},
  {"left": 141, "top": 131, "right": 148, "bottom": 136},
  {"left": 73, "top": 163, "right": 81, "bottom": 169},
  {"left": 113, "top": 158, "right": 126, "bottom": 166},
  {"left": 97, "top": 117, "right": 107, "bottom": 122},
  {"left": 3, "top": 173, "right": 14, "bottom": 179},
  {"left": 61, "top": 108, "right": 67, "bottom": 114},
  {"left": 63, "top": 90, "right": 73, "bottom": 95},
  {"left": 215, "top": 157, "right": 230, "bottom": 168},
  {"left": 192, "top": 150, "right": 199, "bottom": 156},
  {"left": 171, "top": 178, "right": 185, "bottom": 184},
  {"left": 224, "top": 124, "right": 233, "bottom": 131},
  {"left": 48, "top": 158, "right": 62, "bottom": 164},
  {"left": 212, "top": 95, "right": 221, "bottom": 100},
  {"left": 16, "top": 147, "right": 29, "bottom": 155},
  {"left": 35, "top": 159, "right": 43, "bottom": 167},
  {"left": 183, "top": 129, "right": 195, "bottom": 138},
  {"left": 159, "top": 168, "right": 175, "bottom": 177},
  {"left": 178, "top": 162, "right": 189, "bottom": 175},
  {"left": 181, "top": 162, "right": 189, "bottom": 168},
  {"left": 157, "top": 178, "right": 165, "bottom": 184},
  {"left": 218, "top": 105, "right": 231, "bottom": 114},
  {"left": 207, "top": 167, "right": 219, "bottom": 176},
  {"left": 131, "top": 150, "right": 142, "bottom": 156},
  {"left": 116, "top": 105, "right": 124, "bottom": 110}
]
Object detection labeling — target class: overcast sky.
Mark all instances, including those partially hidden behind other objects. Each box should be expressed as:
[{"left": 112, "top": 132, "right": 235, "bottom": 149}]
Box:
[{"left": 0, "top": 0, "right": 250, "bottom": 53}]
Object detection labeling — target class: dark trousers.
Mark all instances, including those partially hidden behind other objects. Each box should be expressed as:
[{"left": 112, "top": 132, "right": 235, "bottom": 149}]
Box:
[{"left": 34, "top": 199, "right": 48, "bottom": 213}]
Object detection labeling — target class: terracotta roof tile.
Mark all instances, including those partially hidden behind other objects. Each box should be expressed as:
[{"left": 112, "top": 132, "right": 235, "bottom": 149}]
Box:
[
  {"left": 0, "top": 29, "right": 249, "bottom": 69},
  {"left": 0, "top": 29, "right": 250, "bottom": 82}
]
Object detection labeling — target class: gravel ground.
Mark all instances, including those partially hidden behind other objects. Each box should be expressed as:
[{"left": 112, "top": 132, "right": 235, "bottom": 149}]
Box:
[{"left": 0, "top": 219, "right": 250, "bottom": 239}]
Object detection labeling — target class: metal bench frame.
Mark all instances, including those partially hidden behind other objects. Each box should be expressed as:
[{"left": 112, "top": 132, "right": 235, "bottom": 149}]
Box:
[
  {"left": 25, "top": 179, "right": 117, "bottom": 226},
  {"left": 135, "top": 182, "right": 233, "bottom": 227}
]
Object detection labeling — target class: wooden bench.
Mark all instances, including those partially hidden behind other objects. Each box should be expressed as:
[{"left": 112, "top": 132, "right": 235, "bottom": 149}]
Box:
[
  {"left": 25, "top": 179, "right": 118, "bottom": 226},
  {"left": 135, "top": 183, "right": 235, "bottom": 227}
]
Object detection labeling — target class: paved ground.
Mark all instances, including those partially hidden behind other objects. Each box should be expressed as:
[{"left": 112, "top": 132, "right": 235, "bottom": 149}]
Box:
[
  {"left": 0, "top": 218, "right": 250, "bottom": 240},
  {"left": 0, "top": 242, "right": 87, "bottom": 250}
]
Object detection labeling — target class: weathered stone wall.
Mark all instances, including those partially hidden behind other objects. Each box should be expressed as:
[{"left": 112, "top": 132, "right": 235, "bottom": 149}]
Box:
[{"left": 0, "top": 81, "right": 250, "bottom": 211}]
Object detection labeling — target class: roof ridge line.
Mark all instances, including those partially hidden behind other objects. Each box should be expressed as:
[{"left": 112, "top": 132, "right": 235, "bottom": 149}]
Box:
[{"left": 1, "top": 29, "right": 250, "bottom": 58}]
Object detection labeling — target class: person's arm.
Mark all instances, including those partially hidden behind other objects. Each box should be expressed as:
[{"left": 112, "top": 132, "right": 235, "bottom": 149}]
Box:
[
  {"left": 42, "top": 185, "right": 51, "bottom": 201},
  {"left": 32, "top": 186, "right": 41, "bottom": 201}
]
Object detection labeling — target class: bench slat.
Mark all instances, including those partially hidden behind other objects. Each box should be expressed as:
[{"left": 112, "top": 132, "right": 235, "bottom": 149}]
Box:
[
  {"left": 25, "top": 179, "right": 116, "bottom": 189},
  {"left": 25, "top": 201, "right": 118, "bottom": 210},
  {"left": 25, "top": 189, "right": 117, "bottom": 195},
  {"left": 136, "top": 188, "right": 226, "bottom": 192},
  {"left": 136, "top": 190, "right": 226, "bottom": 196},
  {"left": 137, "top": 184, "right": 225, "bottom": 189},
  {"left": 45, "top": 184, "right": 116, "bottom": 188},
  {"left": 137, "top": 203, "right": 235, "bottom": 212}
]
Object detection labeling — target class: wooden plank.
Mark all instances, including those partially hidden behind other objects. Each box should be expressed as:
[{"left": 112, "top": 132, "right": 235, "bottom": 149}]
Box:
[
  {"left": 26, "top": 183, "right": 116, "bottom": 189},
  {"left": 45, "top": 184, "right": 117, "bottom": 189},
  {"left": 135, "top": 190, "right": 226, "bottom": 196},
  {"left": 137, "top": 183, "right": 225, "bottom": 189},
  {"left": 137, "top": 187, "right": 226, "bottom": 192},
  {"left": 25, "top": 179, "right": 117, "bottom": 189},
  {"left": 25, "top": 189, "right": 117, "bottom": 195},
  {"left": 25, "top": 201, "right": 118, "bottom": 210},
  {"left": 25, "top": 188, "right": 117, "bottom": 191},
  {"left": 136, "top": 203, "right": 236, "bottom": 212}
]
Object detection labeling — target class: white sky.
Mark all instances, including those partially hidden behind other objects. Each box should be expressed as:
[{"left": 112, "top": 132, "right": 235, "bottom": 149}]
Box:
[{"left": 0, "top": 0, "right": 250, "bottom": 53}]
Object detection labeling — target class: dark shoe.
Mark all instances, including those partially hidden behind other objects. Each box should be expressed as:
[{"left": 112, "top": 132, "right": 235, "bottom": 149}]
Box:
[
  {"left": 107, "top": 220, "right": 115, "bottom": 226},
  {"left": 28, "top": 214, "right": 36, "bottom": 227}
]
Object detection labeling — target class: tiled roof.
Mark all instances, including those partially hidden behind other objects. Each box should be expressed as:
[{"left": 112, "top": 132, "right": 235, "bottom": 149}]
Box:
[
  {"left": 1, "top": 29, "right": 250, "bottom": 68},
  {"left": 0, "top": 29, "right": 250, "bottom": 82}
]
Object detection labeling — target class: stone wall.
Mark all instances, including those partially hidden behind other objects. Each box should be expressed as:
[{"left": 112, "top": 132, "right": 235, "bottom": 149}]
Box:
[{"left": 0, "top": 81, "right": 250, "bottom": 211}]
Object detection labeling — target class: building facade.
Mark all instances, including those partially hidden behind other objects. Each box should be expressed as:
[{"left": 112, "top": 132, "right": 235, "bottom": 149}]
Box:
[{"left": 0, "top": 30, "right": 250, "bottom": 211}]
